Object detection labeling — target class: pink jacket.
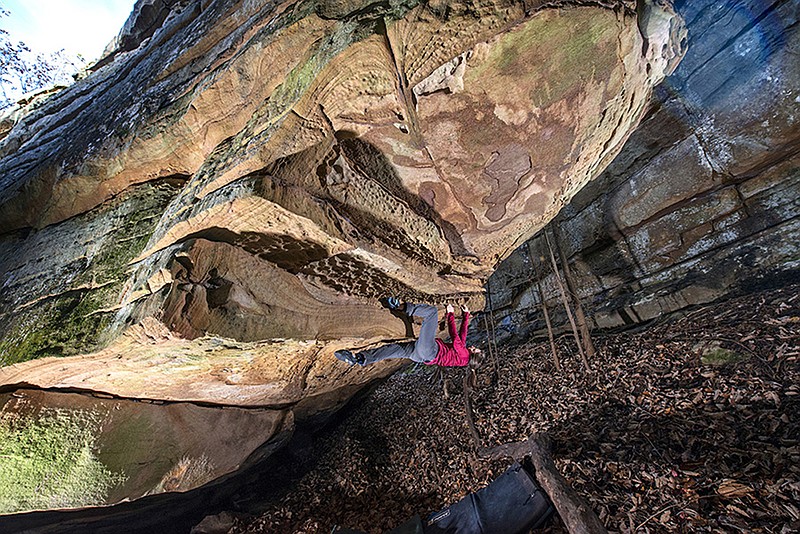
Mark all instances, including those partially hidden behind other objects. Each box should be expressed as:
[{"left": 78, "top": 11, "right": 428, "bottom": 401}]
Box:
[{"left": 427, "top": 312, "right": 470, "bottom": 367}]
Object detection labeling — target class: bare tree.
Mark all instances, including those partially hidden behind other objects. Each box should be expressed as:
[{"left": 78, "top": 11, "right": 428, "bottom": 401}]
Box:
[
  {"left": 545, "top": 230, "right": 590, "bottom": 373},
  {"left": 526, "top": 241, "right": 560, "bottom": 371},
  {"left": 0, "top": 9, "right": 85, "bottom": 109}
]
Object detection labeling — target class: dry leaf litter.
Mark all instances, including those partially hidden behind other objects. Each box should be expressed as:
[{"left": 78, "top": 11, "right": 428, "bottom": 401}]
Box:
[{"left": 232, "top": 284, "right": 800, "bottom": 534}]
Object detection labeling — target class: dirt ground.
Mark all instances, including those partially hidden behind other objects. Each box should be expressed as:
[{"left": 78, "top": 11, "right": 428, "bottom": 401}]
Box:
[{"left": 231, "top": 284, "right": 800, "bottom": 533}]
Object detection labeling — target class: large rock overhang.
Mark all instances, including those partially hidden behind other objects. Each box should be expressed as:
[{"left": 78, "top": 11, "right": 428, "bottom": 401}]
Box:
[{"left": 0, "top": 0, "right": 684, "bottom": 400}]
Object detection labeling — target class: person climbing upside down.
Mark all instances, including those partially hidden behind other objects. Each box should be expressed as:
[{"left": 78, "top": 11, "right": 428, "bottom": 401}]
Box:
[{"left": 335, "top": 298, "right": 482, "bottom": 367}]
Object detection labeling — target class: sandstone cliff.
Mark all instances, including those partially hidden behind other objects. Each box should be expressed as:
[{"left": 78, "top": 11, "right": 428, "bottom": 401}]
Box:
[
  {"left": 0, "top": 0, "right": 680, "bottom": 383},
  {"left": 489, "top": 0, "right": 799, "bottom": 337},
  {"left": 0, "top": 0, "right": 688, "bottom": 510}
]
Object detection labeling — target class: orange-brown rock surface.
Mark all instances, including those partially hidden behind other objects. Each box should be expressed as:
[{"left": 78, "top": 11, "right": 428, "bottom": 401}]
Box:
[
  {"left": 487, "top": 0, "right": 800, "bottom": 339},
  {"left": 0, "top": 0, "right": 685, "bottom": 509},
  {"left": 0, "top": 0, "right": 682, "bottom": 375},
  {"left": 1, "top": 0, "right": 798, "bottom": 528}
]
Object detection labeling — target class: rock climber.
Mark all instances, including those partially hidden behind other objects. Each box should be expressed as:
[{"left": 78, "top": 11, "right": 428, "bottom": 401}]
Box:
[{"left": 335, "top": 298, "right": 482, "bottom": 367}]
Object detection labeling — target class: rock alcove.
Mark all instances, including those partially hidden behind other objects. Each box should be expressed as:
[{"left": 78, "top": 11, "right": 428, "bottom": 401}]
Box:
[{"left": 0, "top": 0, "right": 797, "bottom": 530}]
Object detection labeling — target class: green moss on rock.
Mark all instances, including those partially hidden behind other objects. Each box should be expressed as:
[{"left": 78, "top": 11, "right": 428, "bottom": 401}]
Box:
[
  {"left": 700, "top": 347, "right": 748, "bottom": 366},
  {"left": 0, "top": 181, "right": 181, "bottom": 366},
  {"left": 0, "top": 406, "right": 126, "bottom": 513},
  {"left": 466, "top": 9, "right": 619, "bottom": 108}
]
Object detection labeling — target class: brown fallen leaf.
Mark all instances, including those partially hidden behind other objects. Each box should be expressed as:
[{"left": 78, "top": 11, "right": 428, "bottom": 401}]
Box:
[{"left": 718, "top": 479, "right": 753, "bottom": 498}]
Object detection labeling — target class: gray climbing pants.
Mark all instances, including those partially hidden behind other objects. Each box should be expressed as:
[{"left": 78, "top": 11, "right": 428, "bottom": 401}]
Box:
[{"left": 358, "top": 303, "right": 439, "bottom": 365}]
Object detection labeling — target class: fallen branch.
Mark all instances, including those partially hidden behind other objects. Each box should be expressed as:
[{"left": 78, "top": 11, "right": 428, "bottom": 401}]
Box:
[{"left": 634, "top": 502, "right": 681, "bottom": 532}]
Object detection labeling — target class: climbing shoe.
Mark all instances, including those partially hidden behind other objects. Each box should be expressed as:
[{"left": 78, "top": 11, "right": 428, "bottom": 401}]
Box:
[
  {"left": 386, "top": 296, "right": 403, "bottom": 311},
  {"left": 335, "top": 350, "right": 364, "bottom": 366}
]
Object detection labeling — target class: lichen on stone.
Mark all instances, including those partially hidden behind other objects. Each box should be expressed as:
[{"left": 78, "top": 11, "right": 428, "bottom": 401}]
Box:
[{"left": 0, "top": 180, "right": 182, "bottom": 365}]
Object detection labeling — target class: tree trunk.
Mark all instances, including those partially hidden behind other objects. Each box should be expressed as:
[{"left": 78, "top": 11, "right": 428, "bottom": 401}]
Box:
[
  {"left": 526, "top": 241, "right": 560, "bottom": 371},
  {"left": 485, "top": 282, "right": 500, "bottom": 384}
]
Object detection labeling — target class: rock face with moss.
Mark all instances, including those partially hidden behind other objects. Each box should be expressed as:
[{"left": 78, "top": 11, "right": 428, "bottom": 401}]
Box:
[
  {"left": 487, "top": 0, "right": 799, "bottom": 337},
  {"left": 0, "top": 180, "right": 183, "bottom": 365},
  {"left": 0, "top": 388, "right": 288, "bottom": 512},
  {"left": 0, "top": 0, "right": 684, "bottom": 509},
  {"left": 11, "top": 0, "right": 798, "bottom": 526},
  {"left": 0, "top": 0, "right": 680, "bottom": 369}
]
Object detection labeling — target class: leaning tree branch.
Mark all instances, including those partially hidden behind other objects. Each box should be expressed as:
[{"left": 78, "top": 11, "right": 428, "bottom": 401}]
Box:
[
  {"left": 545, "top": 230, "right": 590, "bottom": 372},
  {"left": 553, "top": 221, "right": 596, "bottom": 358},
  {"left": 527, "top": 241, "right": 560, "bottom": 371}
]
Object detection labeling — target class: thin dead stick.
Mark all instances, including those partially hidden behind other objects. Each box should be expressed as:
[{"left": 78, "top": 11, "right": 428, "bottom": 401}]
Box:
[
  {"left": 553, "top": 222, "right": 596, "bottom": 358},
  {"left": 634, "top": 502, "right": 681, "bottom": 532},
  {"left": 481, "top": 312, "right": 497, "bottom": 377},
  {"left": 481, "top": 433, "right": 608, "bottom": 534},
  {"left": 545, "top": 230, "right": 590, "bottom": 373},
  {"left": 462, "top": 368, "right": 482, "bottom": 450},
  {"left": 485, "top": 282, "right": 500, "bottom": 384},
  {"left": 527, "top": 241, "right": 560, "bottom": 371}
]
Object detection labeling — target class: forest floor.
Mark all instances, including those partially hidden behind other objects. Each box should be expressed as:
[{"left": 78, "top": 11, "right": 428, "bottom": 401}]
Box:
[{"left": 232, "top": 284, "right": 800, "bottom": 534}]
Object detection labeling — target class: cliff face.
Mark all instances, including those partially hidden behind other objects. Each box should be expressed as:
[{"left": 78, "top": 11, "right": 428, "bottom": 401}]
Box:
[
  {"left": 0, "top": 0, "right": 687, "bottom": 510},
  {"left": 489, "top": 0, "right": 799, "bottom": 335},
  {"left": 0, "top": 1, "right": 679, "bottom": 376},
  {"left": 4, "top": 0, "right": 797, "bottom": 519}
]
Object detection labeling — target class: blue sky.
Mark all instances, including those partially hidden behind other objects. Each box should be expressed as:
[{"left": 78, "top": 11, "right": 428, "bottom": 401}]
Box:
[{"left": 0, "top": 0, "right": 136, "bottom": 61}]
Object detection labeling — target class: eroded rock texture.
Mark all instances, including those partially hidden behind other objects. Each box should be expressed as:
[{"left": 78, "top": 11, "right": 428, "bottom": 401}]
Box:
[
  {"left": 0, "top": 0, "right": 679, "bottom": 367},
  {"left": 488, "top": 0, "right": 799, "bottom": 337},
  {"left": 0, "top": 388, "right": 291, "bottom": 503},
  {"left": 0, "top": 0, "right": 684, "bottom": 508}
]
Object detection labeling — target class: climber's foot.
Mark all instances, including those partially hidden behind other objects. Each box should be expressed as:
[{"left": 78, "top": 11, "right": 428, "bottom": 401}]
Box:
[
  {"left": 386, "top": 296, "right": 404, "bottom": 311},
  {"left": 335, "top": 350, "right": 364, "bottom": 366}
]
